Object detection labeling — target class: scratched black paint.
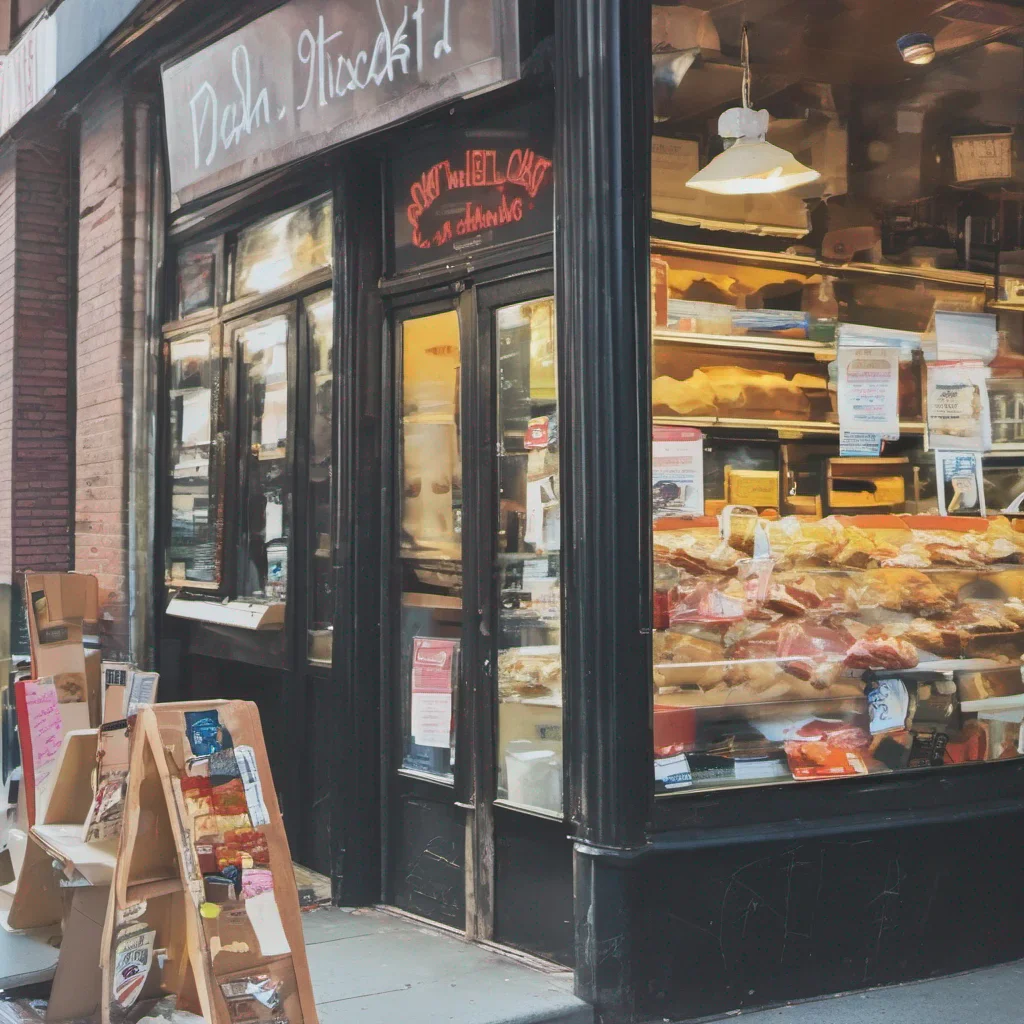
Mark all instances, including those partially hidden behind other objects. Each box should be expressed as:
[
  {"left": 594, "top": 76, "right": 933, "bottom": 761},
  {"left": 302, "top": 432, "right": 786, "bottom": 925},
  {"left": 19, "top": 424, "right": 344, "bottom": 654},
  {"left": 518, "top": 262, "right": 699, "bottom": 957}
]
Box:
[{"left": 633, "top": 813, "right": 1024, "bottom": 1019}]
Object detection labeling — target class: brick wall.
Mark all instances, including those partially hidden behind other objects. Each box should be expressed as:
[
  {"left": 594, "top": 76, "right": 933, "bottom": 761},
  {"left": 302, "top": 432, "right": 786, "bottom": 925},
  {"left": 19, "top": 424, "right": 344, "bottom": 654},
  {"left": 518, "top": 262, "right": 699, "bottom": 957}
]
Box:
[
  {"left": 0, "top": 128, "right": 72, "bottom": 595},
  {"left": 12, "top": 134, "right": 72, "bottom": 576},
  {"left": 0, "top": 145, "right": 17, "bottom": 588},
  {"left": 75, "top": 83, "right": 139, "bottom": 658}
]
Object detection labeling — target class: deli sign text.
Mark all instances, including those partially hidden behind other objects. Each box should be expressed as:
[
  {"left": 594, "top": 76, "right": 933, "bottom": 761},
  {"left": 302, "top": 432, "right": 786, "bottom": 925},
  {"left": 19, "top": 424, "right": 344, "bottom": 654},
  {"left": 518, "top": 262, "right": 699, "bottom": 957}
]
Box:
[
  {"left": 392, "top": 105, "right": 554, "bottom": 272},
  {"left": 161, "top": 0, "right": 520, "bottom": 206}
]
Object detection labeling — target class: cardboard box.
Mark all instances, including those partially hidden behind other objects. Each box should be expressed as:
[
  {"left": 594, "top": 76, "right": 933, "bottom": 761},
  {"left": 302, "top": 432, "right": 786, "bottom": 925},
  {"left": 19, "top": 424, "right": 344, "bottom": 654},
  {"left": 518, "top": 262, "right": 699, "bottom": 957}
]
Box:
[{"left": 23, "top": 573, "right": 98, "bottom": 705}]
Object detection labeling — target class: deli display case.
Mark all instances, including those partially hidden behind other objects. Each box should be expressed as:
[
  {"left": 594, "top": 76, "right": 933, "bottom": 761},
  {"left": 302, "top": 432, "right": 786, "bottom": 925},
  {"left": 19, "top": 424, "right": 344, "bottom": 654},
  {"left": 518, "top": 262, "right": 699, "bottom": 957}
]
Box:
[{"left": 650, "top": 241, "right": 1024, "bottom": 793}]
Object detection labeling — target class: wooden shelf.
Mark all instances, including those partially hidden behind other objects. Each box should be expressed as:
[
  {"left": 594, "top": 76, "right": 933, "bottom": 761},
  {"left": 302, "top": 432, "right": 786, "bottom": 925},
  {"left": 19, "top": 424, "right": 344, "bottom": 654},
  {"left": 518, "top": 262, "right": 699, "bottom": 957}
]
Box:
[
  {"left": 653, "top": 415, "right": 926, "bottom": 437},
  {"left": 127, "top": 877, "right": 184, "bottom": 901},
  {"left": 653, "top": 328, "right": 835, "bottom": 357},
  {"left": 651, "top": 236, "right": 993, "bottom": 290}
]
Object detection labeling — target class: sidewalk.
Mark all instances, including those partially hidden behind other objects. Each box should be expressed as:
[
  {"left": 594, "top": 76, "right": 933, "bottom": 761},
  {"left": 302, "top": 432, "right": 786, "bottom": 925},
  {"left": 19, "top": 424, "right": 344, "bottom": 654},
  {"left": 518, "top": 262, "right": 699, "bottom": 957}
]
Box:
[
  {"left": 723, "top": 959, "right": 1024, "bottom": 1023},
  {"left": 303, "top": 907, "right": 589, "bottom": 1024}
]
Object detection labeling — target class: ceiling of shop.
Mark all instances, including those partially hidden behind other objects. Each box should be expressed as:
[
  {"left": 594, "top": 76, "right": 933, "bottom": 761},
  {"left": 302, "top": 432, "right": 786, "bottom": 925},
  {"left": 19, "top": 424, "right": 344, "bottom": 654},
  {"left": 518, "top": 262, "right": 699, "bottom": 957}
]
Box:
[{"left": 660, "top": 0, "right": 1024, "bottom": 86}]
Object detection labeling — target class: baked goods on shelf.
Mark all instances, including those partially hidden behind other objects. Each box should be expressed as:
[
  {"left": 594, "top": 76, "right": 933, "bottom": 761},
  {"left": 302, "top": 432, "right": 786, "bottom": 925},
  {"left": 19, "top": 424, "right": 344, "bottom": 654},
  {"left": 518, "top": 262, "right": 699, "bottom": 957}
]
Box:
[
  {"left": 498, "top": 647, "right": 561, "bottom": 702},
  {"left": 653, "top": 366, "right": 826, "bottom": 419}
]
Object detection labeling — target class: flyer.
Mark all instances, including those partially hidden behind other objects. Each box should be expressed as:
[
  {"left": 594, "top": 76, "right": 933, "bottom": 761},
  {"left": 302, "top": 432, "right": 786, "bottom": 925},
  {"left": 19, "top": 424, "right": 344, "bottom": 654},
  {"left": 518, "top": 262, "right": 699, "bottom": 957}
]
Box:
[
  {"left": 926, "top": 362, "right": 991, "bottom": 451},
  {"left": 410, "top": 637, "right": 457, "bottom": 749},
  {"left": 837, "top": 346, "right": 901, "bottom": 440},
  {"left": 935, "top": 451, "right": 986, "bottom": 516},
  {"left": 652, "top": 426, "right": 704, "bottom": 518}
]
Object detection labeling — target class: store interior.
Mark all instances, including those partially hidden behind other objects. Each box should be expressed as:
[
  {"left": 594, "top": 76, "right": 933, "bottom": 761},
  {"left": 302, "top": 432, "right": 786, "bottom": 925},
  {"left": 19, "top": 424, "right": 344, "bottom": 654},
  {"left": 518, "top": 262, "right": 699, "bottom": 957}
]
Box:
[{"left": 649, "top": 0, "right": 1024, "bottom": 792}]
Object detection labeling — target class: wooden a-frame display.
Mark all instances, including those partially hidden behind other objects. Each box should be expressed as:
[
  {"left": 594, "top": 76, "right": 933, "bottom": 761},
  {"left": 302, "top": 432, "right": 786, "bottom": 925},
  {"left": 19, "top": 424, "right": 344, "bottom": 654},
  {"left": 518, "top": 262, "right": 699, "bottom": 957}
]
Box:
[{"left": 101, "top": 701, "right": 318, "bottom": 1024}]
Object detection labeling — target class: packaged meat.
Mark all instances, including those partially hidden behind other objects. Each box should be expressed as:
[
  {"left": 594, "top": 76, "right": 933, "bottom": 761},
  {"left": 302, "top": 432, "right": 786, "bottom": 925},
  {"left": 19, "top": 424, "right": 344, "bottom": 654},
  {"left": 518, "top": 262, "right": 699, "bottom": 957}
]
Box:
[
  {"left": 784, "top": 719, "right": 872, "bottom": 778},
  {"left": 670, "top": 576, "right": 747, "bottom": 624},
  {"left": 847, "top": 568, "right": 952, "bottom": 618},
  {"left": 654, "top": 527, "right": 742, "bottom": 575},
  {"left": 653, "top": 632, "right": 726, "bottom": 690},
  {"left": 843, "top": 630, "right": 919, "bottom": 670}
]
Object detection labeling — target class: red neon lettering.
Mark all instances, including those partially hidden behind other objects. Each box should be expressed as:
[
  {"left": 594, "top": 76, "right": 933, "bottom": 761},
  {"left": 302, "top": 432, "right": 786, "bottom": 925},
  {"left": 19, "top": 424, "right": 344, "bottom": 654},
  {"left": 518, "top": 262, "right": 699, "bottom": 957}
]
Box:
[{"left": 407, "top": 146, "right": 549, "bottom": 250}]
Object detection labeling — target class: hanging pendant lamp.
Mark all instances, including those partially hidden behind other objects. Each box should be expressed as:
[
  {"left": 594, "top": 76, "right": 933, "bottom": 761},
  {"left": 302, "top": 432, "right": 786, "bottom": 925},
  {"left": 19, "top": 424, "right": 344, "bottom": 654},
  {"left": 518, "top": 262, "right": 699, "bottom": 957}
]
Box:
[{"left": 686, "top": 26, "right": 821, "bottom": 196}]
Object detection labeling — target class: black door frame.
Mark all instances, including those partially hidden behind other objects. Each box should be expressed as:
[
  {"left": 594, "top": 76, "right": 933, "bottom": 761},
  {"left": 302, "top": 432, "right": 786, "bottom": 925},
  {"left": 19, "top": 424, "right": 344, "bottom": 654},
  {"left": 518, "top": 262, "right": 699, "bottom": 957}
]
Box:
[{"left": 378, "top": 254, "right": 562, "bottom": 943}]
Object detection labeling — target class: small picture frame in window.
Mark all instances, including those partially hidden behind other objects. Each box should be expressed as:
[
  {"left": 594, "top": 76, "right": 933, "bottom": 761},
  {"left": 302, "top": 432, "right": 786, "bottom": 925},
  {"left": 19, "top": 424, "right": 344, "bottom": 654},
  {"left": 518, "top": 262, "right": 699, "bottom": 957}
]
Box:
[{"left": 176, "top": 242, "right": 218, "bottom": 319}]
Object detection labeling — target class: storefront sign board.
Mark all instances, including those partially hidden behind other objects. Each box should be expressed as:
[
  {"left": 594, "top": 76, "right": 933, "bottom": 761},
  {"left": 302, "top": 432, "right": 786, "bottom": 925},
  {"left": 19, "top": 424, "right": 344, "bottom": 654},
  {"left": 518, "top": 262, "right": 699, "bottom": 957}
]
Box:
[
  {"left": 391, "top": 103, "right": 553, "bottom": 272},
  {"left": 0, "top": 14, "right": 56, "bottom": 139},
  {"left": 162, "top": 0, "right": 521, "bottom": 207}
]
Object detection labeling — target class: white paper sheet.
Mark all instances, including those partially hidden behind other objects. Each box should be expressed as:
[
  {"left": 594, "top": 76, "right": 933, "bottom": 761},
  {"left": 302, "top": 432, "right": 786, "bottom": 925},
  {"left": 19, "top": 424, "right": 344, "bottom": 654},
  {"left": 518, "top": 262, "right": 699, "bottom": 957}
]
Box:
[
  {"left": 652, "top": 426, "right": 704, "bottom": 518},
  {"left": 245, "top": 890, "right": 291, "bottom": 957},
  {"left": 180, "top": 389, "right": 211, "bottom": 447},
  {"left": 935, "top": 451, "right": 986, "bottom": 516},
  {"left": 838, "top": 346, "right": 900, "bottom": 438},
  {"left": 927, "top": 363, "right": 991, "bottom": 451},
  {"left": 22, "top": 678, "right": 62, "bottom": 798}
]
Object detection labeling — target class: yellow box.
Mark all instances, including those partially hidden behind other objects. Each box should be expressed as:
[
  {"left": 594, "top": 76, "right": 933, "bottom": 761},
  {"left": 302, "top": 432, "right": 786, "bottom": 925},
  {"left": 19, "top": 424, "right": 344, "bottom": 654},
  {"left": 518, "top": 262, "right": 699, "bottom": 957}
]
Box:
[{"left": 724, "top": 467, "right": 779, "bottom": 508}]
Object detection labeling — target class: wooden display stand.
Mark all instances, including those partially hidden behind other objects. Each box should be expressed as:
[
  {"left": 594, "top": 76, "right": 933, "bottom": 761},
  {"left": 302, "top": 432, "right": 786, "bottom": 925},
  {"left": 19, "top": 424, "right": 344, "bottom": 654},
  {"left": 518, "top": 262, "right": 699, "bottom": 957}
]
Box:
[{"left": 101, "top": 701, "right": 317, "bottom": 1024}]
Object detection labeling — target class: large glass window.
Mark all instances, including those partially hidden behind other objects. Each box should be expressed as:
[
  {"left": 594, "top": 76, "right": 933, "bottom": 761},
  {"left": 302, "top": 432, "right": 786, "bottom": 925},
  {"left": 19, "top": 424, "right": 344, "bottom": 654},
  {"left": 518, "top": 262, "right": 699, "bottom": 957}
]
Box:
[
  {"left": 494, "top": 297, "right": 562, "bottom": 816},
  {"left": 234, "top": 196, "right": 333, "bottom": 300},
  {"left": 650, "top": 2, "right": 1024, "bottom": 793},
  {"left": 163, "top": 195, "right": 335, "bottom": 657},
  {"left": 166, "top": 331, "right": 221, "bottom": 586},
  {"left": 399, "top": 310, "right": 463, "bottom": 779},
  {"left": 306, "top": 291, "right": 335, "bottom": 663},
  {"left": 236, "top": 312, "right": 293, "bottom": 600}
]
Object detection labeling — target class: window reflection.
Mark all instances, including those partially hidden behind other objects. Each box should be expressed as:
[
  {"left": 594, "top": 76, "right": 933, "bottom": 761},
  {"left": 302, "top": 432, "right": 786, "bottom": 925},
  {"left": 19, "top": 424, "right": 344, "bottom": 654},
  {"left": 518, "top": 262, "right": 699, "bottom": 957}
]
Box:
[
  {"left": 234, "top": 196, "right": 332, "bottom": 300},
  {"left": 399, "top": 310, "right": 462, "bottom": 779},
  {"left": 306, "top": 291, "right": 334, "bottom": 663},
  {"left": 167, "top": 332, "right": 219, "bottom": 585},
  {"left": 495, "top": 297, "right": 563, "bottom": 816},
  {"left": 237, "top": 313, "right": 292, "bottom": 601}
]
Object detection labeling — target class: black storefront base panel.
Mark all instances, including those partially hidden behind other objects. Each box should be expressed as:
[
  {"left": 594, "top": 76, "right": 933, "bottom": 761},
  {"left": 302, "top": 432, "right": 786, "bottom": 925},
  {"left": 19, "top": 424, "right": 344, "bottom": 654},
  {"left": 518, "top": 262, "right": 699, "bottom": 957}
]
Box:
[{"left": 605, "top": 801, "right": 1024, "bottom": 1022}]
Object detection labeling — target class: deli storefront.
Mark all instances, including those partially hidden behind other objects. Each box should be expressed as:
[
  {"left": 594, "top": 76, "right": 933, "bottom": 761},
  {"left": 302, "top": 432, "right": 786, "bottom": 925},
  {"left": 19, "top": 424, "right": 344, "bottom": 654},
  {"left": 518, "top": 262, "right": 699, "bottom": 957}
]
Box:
[{"left": 156, "top": 0, "right": 1024, "bottom": 1020}]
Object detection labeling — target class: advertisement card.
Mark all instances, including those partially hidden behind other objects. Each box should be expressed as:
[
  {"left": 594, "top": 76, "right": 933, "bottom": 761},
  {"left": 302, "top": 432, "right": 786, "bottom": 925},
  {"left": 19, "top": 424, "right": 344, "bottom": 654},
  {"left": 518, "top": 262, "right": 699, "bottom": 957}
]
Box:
[
  {"left": 935, "top": 451, "right": 986, "bottom": 516},
  {"left": 652, "top": 426, "right": 704, "bottom": 518},
  {"left": 838, "top": 346, "right": 901, "bottom": 439},
  {"left": 927, "top": 362, "right": 991, "bottom": 451},
  {"left": 410, "top": 638, "right": 457, "bottom": 749}
]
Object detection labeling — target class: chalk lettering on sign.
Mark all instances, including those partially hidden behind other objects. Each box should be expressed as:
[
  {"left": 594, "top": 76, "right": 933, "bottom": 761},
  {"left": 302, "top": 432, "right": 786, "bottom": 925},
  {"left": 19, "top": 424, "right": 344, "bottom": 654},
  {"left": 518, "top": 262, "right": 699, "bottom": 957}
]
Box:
[{"left": 188, "top": 1, "right": 462, "bottom": 173}]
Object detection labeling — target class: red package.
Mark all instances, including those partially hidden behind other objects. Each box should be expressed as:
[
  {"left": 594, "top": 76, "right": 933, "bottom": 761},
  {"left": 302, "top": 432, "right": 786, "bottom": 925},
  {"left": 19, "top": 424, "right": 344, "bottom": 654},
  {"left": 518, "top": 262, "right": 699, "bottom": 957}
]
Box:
[
  {"left": 211, "top": 778, "right": 248, "bottom": 816},
  {"left": 225, "top": 828, "right": 270, "bottom": 865},
  {"left": 180, "top": 776, "right": 213, "bottom": 817},
  {"left": 784, "top": 719, "right": 871, "bottom": 778}
]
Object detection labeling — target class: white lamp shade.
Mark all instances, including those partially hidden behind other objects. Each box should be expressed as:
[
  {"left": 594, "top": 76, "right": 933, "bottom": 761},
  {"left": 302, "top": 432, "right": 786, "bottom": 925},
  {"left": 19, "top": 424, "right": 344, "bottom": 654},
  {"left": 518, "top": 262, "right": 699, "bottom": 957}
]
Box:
[{"left": 686, "top": 137, "right": 822, "bottom": 195}]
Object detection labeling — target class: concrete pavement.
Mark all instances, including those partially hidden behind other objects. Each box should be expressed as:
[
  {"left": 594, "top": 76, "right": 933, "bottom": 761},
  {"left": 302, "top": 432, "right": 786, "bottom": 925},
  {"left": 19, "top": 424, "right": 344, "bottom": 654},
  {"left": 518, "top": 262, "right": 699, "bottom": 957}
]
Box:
[{"left": 723, "top": 959, "right": 1024, "bottom": 1022}]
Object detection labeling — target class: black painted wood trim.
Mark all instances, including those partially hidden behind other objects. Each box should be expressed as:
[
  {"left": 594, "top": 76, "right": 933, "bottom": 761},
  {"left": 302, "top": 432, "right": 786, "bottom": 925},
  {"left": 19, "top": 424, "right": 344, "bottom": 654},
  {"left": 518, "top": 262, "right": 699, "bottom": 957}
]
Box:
[{"left": 555, "top": 0, "right": 654, "bottom": 852}]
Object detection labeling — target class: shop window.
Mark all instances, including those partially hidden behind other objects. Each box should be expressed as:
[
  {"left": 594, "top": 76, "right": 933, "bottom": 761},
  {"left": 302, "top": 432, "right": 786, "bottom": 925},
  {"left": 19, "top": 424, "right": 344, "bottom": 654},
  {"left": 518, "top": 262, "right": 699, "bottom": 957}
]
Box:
[
  {"left": 305, "top": 291, "right": 335, "bottom": 664},
  {"left": 234, "top": 196, "right": 333, "bottom": 300},
  {"left": 649, "top": 2, "right": 1024, "bottom": 794},
  {"left": 175, "top": 239, "right": 220, "bottom": 320},
  {"left": 235, "top": 311, "right": 293, "bottom": 600},
  {"left": 163, "top": 194, "right": 336, "bottom": 664},
  {"left": 494, "top": 297, "right": 562, "bottom": 816},
  {"left": 166, "top": 331, "right": 222, "bottom": 587},
  {"left": 398, "top": 309, "right": 462, "bottom": 779}
]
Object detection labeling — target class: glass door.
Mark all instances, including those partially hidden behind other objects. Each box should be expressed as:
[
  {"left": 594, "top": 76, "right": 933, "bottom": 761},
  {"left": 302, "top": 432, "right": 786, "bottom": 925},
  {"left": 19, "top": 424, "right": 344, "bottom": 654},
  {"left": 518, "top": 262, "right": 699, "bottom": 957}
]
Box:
[
  {"left": 493, "top": 294, "right": 563, "bottom": 817},
  {"left": 384, "top": 273, "right": 570, "bottom": 960},
  {"left": 387, "top": 300, "right": 467, "bottom": 928}
]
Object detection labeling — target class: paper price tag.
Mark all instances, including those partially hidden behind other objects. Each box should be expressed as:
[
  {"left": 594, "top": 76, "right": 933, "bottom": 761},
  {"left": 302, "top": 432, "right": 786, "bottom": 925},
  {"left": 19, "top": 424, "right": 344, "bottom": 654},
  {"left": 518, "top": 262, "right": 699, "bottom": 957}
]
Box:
[
  {"left": 655, "top": 753, "right": 693, "bottom": 790},
  {"left": 235, "top": 745, "right": 270, "bottom": 826}
]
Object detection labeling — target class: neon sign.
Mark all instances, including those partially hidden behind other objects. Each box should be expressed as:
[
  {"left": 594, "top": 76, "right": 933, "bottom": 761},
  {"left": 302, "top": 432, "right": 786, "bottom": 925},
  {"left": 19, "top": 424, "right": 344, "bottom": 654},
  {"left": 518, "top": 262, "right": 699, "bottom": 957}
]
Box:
[{"left": 406, "top": 147, "right": 554, "bottom": 251}]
